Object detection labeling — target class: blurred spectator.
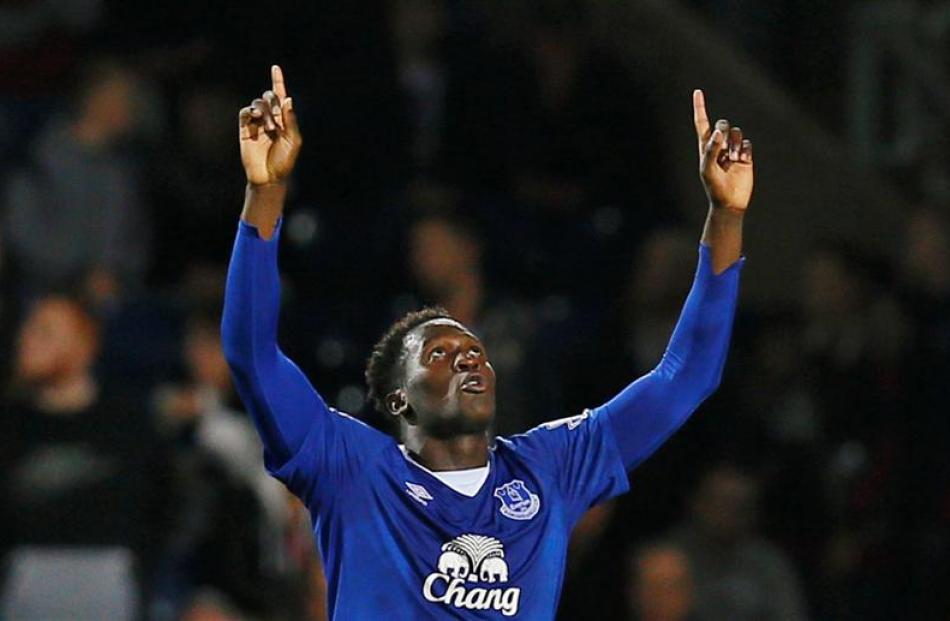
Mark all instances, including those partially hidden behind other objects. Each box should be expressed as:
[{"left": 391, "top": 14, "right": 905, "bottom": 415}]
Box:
[
  {"left": 403, "top": 208, "right": 542, "bottom": 435},
  {"left": 388, "top": 1, "right": 502, "bottom": 186},
  {"left": 628, "top": 542, "right": 696, "bottom": 621},
  {"left": 150, "top": 312, "right": 312, "bottom": 619},
  {"left": 733, "top": 312, "right": 830, "bottom": 601},
  {"left": 0, "top": 295, "right": 170, "bottom": 619},
  {"left": 795, "top": 242, "right": 909, "bottom": 619},
  {"left": 558, "top": 502, "right": 626, "bottom": 620},
  {"left": 0, "top": 0, "right": 104, "bottom": 160},
  {"left": 156, "top": 312, "right": 286, "bottom": 522},
  {"left": 179, "top": 589, "right": 247, "bottom": 621},
  {"left": 390, "top": 0, "right": 448, "bottom": 174},
  {"left": 668, "top": 464, "right": 808, "bottom": 621},
  {"left": 800, "top": 241, "right": 908, "bottom": 443},
  {"left": 2, "top": 57, "right": 150, "bottom": 302},
  {"left": 897, "top": 208, "right": 950, "bottom": 618}
]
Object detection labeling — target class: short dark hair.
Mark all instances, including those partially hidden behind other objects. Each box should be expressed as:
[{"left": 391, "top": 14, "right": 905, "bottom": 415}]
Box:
[{"left": 365, "top": 306, "right": 453, "bottom": 415}]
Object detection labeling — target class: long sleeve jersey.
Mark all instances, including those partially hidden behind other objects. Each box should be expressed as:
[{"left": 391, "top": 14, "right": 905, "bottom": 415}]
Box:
[{"left": 222, "top": 219, "right": 743, "bottom": 620}]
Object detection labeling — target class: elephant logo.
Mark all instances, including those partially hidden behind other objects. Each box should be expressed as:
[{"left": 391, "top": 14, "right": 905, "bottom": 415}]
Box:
[
  {"left": 437, "top": 534, "right": 508, "bottom": 583},
  {"left": 424, "top": 534, "right": 520, "bottom": 616}
]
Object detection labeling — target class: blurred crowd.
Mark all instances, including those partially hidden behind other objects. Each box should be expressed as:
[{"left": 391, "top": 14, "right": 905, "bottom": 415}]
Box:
[{"left": 2, "top": 1, "right": 949, "bottom": 620}]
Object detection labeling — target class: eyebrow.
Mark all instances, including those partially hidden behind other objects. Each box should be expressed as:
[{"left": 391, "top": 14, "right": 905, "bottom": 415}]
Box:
[{"left": 420, "top": 330, "right": 481, "bottom": 354}]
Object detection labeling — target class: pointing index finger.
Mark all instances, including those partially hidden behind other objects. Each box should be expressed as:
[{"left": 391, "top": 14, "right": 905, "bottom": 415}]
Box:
[
  {"left": 272, "top": 64, "right": 288, "bottom": 100},
  {"left": 693, "top": 89, "right": 710, "bottom": 149}
]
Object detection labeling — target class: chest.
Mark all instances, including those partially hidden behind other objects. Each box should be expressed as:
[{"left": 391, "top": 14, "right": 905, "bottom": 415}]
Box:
[{"left": 318, "top": 452, "right": 569, "bottom": 617}]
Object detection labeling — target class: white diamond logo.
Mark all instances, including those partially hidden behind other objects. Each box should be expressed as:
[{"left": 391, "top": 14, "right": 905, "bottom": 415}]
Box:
[{"left": 406, "top": 482, "right": 433, "bottom": 506}]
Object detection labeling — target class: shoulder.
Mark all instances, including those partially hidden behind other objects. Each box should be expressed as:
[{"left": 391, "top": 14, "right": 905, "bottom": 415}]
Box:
[{"left": 495, "top": 411, "right": 596, "bottom": 461}]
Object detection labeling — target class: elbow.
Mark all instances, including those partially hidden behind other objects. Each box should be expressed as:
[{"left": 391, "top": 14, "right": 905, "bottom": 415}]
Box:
[
  {"left": 700, "top": 371, "right": 723, "bottom": 401},
  {"left": 697, "top": 358, "right": 728, "bottom": 401},
  {"left": 654, "top": 358, "right": 724, "bottom": 404}
]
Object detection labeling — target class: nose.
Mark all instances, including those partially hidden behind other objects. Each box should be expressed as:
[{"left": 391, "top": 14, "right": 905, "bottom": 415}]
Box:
[{"left": 454, "top": 350, "right": 480, "bottom": 372}]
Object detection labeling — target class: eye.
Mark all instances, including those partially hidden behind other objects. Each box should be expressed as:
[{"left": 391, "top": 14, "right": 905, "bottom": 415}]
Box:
[
  {"left": 428, "top": 346, "right": 447, "bottom": 362},
  {"left": 468, "top": 346, "right": 483, "bottom": 357}
]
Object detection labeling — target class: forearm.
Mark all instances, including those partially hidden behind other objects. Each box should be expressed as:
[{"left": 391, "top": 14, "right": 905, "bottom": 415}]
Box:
[
  {"left": 599, "top": 243, "right": 743, "bottom": 470},
  {"left": 240, "top": 182, "right": 287, "bottom": 241},
  {"left": 221, "top": 216, "right": 329, "bottom": 468},
  {"left": 700, "top": 204, "right": 744, "bottom": 274}
]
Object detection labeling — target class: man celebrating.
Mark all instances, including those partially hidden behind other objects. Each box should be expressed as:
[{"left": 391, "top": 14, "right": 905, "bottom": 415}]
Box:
[{"left": 223, "top": 65, "right": 752, "bottom": 619}]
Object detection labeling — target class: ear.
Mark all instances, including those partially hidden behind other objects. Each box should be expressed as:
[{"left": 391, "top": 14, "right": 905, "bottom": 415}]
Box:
[{"left": 385, "top": 389, "right": 409, "bottom": 418}]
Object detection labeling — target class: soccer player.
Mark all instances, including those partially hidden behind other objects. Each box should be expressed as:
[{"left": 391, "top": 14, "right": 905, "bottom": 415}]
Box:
[{"left": 222, "top": 65, "right": 752, "bottom": 619}]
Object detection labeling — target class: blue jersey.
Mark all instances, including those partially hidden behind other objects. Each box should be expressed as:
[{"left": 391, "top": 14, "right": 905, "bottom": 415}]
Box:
[
  {"left": 222, "top": 221, "right": 743, "bottom": 619},
  {"left": 273, "top": 407, "right": 626, "bottom": 618}
]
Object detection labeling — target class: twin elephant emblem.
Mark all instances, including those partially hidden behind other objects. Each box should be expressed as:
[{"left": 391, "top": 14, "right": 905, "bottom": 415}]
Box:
[{"left": 437, "top": 534, "right": 509, "bottom": 583}]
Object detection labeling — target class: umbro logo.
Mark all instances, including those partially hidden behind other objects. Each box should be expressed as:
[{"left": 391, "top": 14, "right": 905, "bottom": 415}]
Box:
[{"left": 406, "top": 481, "right": 433, "bottom": 506}]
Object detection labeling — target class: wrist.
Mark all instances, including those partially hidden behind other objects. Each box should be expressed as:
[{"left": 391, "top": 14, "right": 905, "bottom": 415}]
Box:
[
  {"left": 708, "top": 201, "right": 746, "bottom": 220},
  {"left": 241, "top": 182, "right": 288, "bottom": 241},
  {"left": 247, "top": 180, "right": 288, "bottom": 198}
]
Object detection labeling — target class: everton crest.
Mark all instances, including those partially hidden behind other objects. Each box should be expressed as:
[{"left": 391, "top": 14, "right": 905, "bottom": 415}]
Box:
[{"left": 494, "top": 479, "right": 541, "bottom": 521}]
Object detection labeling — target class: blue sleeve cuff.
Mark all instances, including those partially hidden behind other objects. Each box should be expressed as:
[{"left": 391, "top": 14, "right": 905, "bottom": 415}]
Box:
[
  {"left": 697, "top": 243, "right": 745, "bottom": 278},
  {"left": 237, "top": 217, "right": 283, "bottom": 241}
]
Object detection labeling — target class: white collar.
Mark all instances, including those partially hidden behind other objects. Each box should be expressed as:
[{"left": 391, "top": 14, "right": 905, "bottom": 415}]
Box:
[{"left": 399, "top": 445, "right": 490, "bottom": 497}]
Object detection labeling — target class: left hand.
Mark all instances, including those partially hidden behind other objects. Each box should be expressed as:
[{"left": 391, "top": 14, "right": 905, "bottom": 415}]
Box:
[{"left": 693, "top": 90, "right": 753, "bottom": 212}]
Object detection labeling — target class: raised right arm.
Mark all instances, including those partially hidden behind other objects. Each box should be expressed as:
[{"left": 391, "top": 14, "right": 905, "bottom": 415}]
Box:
[
  {"left": 222, "top": 187, "right": 324, "bottom": 470},
  {"left": 222, "top": 69, "right": 390, "bottom": 501},
  {"left": 221, "top": 65, "right": 313, "bottom": 470}
]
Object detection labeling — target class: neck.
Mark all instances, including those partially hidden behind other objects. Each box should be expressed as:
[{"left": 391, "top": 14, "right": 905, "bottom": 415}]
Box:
[
  {"left": 36, "top": 372, "right": 98, "bottom": 414},
  {"left": 406, "top": 430, "right": 489, "bottom": 471}
]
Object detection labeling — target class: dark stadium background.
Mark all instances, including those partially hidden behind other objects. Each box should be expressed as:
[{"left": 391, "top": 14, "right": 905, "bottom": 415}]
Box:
[{"left": 2, "top": 1, "right": 949, "bottom": 619}]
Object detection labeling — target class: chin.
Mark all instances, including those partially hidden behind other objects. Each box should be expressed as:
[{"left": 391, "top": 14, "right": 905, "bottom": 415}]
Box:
[
  {"left": 437, "top": 407, "right": 494, "bottom": 437},
  {"left": 461, "top": 403, "right": 495, "bottom": 432}
]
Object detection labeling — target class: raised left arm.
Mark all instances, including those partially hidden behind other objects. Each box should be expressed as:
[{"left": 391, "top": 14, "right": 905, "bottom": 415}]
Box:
[{"left": 596, "top": 90, "right": 752, "bottom": 470}]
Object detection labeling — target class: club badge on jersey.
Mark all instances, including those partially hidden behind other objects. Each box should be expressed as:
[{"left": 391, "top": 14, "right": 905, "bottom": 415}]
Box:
[{"left": 494, "top": 479, "right": 541, "bottom": 520}]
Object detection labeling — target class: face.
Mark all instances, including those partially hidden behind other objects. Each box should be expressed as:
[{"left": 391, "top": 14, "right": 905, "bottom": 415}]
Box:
[
  {"left": 16, "top": 299, "right": 98, "bottom": 383},
  {"left": 391, "top": 319, "right": 496, "bottom": 437},
  {"left": 409, "top": 219, "right": 478, "bottom": 293},
  {"left": 692, "top": 469, "right": 756, "bottom": 543},
  {"left": 83, "top": 71, "right": 137, "bottom": 139},
  {"left": 631, "top": 547, "right": 694, "bottom": 621}
]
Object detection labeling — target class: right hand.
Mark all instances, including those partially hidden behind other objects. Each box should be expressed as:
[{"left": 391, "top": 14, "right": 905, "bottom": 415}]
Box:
[
  {"left": 692, "top": 89, "right": 753, "bottom": 213},
  {"left": 239, "top": 65, "right": 302, "bottom": 186}
]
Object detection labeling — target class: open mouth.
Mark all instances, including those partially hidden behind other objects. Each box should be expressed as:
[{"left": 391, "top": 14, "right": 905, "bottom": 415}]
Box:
[{"left": 460, "top": 373, "right": 487, "bottom": 394}]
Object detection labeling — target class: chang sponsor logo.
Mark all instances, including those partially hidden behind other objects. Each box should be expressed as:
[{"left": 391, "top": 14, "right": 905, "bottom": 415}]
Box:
[{"left": 422, "top": 534, "right": 520, "bottom": 617}]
